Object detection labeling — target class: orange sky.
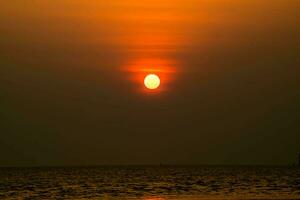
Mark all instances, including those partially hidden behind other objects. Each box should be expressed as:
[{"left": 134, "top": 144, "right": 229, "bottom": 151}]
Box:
[
  {"left": 1, "top": 0, "right": 298, "bottom": 94},
  {"left": 0, "top": 0, "right": 299, "bottom": 166}
]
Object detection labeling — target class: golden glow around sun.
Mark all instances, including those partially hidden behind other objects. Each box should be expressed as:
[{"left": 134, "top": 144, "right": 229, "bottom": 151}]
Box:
[{"left": 144, "top": 74, "right": 160, "bottom": 90}]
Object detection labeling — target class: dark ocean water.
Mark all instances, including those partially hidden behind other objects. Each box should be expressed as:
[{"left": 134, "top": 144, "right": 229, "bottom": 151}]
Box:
[{"left": 0, "top": 166, "right": 299, "bottom": 199}]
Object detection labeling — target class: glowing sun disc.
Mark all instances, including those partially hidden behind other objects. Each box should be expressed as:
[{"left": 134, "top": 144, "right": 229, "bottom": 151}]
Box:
[{"left": 144, "top": 74, "right": 160, "bottom": 90}]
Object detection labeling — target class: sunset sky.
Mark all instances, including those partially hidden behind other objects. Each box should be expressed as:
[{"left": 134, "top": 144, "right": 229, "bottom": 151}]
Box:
[{"left": 0, "top": 0, "right": 299, "bottom": 166}]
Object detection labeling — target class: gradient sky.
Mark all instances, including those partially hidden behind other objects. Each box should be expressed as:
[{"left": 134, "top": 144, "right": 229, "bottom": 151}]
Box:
[{"left": 0, "top": 0, "right": 299, "bottom": 166}]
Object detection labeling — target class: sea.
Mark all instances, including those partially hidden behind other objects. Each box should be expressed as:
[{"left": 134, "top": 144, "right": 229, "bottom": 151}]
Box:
[{"left": 0, "top": 166, "right": 299, "bottom": 199}]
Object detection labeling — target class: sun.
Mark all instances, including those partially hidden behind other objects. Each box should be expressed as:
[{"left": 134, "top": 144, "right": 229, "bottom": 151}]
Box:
[{"left": 144, "top": 74, "right": 160, "bottom": 90}]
